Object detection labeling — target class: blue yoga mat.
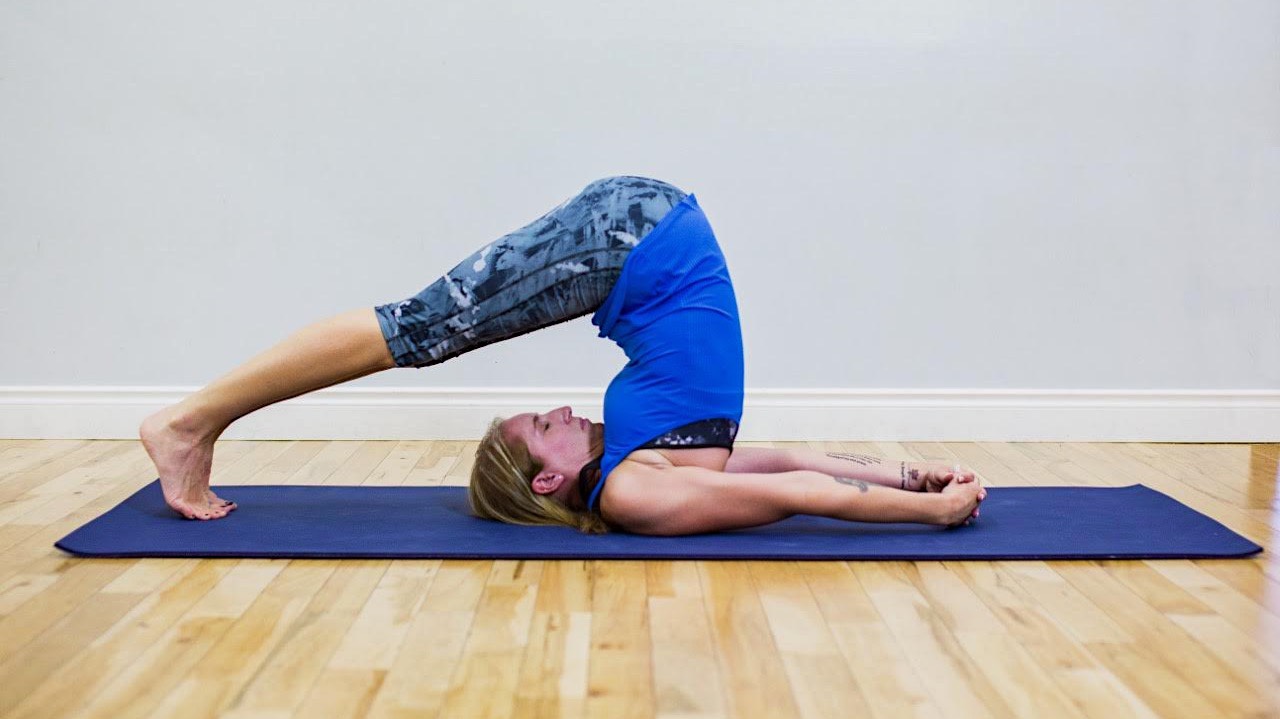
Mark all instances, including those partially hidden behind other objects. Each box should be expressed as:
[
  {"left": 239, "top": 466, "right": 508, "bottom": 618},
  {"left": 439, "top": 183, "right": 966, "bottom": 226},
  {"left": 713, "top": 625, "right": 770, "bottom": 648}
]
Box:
[{"left": 55, "top": 480, "right": 1262, "bottom": 560}]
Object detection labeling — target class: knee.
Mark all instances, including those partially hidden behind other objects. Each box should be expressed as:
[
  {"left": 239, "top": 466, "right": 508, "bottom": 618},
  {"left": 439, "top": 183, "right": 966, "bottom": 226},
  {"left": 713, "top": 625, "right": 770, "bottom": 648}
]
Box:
[
  {"left": 581, "top": 175, "right": 680, "bottom": 199},
  {"left": 583, "top": 175, "right": 629, "bottom": 193},
  {"left": 587, "top": 174, "right": 682, "bottom": 197}
]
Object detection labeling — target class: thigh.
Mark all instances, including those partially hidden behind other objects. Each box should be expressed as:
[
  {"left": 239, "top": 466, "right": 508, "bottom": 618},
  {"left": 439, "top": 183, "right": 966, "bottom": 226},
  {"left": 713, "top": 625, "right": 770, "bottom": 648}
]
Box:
[{"left": 375, "top": 176, "right": 687, "bottom": 368}]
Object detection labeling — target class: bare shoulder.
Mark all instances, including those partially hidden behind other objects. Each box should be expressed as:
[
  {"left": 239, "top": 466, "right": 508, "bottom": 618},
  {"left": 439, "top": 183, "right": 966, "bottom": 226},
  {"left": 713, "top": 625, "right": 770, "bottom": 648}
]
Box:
[
  {"left": 597, "top": 456, "right": 666, "bottom": 525},
  {"left": 598, "top": 446, "right": 730, "bottom": 520},
  {"left": 599, "top": 456, "right": 812, "bottom": 536}
]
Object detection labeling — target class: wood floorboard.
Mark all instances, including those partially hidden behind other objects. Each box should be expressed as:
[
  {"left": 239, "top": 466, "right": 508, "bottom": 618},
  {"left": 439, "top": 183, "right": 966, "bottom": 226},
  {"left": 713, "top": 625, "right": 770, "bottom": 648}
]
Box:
[{"left": 0, "top": 439, "right": 1274, "bottom": 717}]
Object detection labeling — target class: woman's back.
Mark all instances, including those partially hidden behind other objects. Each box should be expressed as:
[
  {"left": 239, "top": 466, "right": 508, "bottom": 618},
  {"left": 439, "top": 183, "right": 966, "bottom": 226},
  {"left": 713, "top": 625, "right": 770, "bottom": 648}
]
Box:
[{"left": 585, "top": 192, "right": 745, "bottom": 515}]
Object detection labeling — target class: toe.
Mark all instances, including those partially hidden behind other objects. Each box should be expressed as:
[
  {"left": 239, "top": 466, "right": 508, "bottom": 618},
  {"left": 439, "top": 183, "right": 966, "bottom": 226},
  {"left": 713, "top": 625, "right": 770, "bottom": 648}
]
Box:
[{"left": 179, "top": 496, "right": 220, "bottom": 520}]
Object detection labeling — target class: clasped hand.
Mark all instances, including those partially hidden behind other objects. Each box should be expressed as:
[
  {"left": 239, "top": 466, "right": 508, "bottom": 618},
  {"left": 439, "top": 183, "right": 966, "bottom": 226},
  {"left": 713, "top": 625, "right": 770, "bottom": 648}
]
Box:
[{"left": 907, "top": 461, "right": 986, "bottom": 526}]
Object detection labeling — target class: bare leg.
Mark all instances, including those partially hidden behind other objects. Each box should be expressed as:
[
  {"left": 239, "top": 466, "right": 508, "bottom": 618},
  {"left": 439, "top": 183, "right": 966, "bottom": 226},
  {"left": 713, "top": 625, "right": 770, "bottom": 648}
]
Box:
[{"left": 139, "top": 307, "right": 398, "bottom": 520}]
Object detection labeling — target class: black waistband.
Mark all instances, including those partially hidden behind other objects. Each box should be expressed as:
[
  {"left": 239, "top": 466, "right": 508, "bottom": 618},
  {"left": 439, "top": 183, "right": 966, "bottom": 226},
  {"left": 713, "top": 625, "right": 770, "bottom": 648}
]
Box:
[
  {"left": 636, "top": 417, "right": 739, "bottom": 451},
  {"left": 576, "top": 418, "right": 739, "bottom": 512}
]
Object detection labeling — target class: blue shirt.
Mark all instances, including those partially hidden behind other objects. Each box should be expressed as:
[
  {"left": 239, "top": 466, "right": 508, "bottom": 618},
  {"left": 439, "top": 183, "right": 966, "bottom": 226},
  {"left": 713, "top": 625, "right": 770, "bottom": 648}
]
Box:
[{"left": 586, "top": 192, "right": 745, "bottom": 512}]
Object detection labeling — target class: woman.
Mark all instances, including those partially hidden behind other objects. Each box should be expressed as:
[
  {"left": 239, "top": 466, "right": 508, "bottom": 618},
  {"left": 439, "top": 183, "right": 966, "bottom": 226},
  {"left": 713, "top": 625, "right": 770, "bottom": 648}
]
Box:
[{"left": 140, "top": 176, "right": 985, "bottom": 531}]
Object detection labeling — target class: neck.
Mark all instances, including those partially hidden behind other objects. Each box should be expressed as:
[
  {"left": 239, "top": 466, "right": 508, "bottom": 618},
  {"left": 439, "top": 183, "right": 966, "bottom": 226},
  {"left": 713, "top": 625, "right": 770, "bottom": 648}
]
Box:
[{"left": 576, "top": 454, "right": 604, "bottom": 512}]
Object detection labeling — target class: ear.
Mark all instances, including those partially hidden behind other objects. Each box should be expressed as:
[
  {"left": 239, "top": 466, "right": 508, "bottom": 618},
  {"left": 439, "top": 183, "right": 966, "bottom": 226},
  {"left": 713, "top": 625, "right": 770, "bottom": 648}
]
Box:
[{"left": 530, "top": 470, "right": 565, "bottom": 496}]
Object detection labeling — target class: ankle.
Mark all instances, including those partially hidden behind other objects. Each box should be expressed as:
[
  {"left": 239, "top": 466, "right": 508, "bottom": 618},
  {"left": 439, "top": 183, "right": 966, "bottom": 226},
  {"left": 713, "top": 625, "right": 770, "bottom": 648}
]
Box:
[{"left": 157, "top": 400, "right": 225, "bottom": 443}]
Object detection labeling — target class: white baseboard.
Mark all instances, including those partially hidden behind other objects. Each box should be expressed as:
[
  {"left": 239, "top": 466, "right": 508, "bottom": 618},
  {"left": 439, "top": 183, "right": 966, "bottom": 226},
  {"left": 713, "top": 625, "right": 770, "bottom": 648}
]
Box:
[{"left": 1, "top": 386, "right": 1278, "bottom": 441}]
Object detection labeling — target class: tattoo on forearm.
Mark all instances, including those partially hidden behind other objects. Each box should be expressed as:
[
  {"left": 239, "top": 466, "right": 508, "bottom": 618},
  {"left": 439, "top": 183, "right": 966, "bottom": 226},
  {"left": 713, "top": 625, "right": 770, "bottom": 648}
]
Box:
[
  {"left": 832, "top": 475, "right": 870, "bottom": 493},
  {"left": 897, "top": 461, "right": 921, "bottom": 490},
  {"left": 825, "top": 452, "right": 883, "bottom": 466}
]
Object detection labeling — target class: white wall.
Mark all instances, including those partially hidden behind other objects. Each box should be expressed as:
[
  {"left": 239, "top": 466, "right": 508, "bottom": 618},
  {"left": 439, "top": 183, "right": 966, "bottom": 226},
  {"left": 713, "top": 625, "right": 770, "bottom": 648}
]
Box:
[{"left": 2, "top": 2, "right": 1278, "bottom": 439}]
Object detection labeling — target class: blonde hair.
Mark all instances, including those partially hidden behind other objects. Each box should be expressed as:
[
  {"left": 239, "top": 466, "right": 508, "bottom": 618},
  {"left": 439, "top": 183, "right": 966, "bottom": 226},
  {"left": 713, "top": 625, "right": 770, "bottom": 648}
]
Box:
[{"left": 469, "top": 416, "right": 611, "bottom": 534}]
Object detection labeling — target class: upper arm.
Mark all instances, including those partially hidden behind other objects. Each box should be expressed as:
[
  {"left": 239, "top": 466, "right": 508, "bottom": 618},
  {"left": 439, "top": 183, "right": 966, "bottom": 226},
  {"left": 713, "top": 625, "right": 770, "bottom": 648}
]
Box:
[
  {"left": 724, "top": 446, "right": 796, "bottom": 474},
  {"left": 604, "top": 463, "right": 815, "bottom": 536}
]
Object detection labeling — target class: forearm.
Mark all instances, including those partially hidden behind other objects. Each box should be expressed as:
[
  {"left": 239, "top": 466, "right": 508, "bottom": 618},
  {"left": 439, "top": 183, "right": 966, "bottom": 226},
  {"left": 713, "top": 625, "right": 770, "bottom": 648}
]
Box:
[
  {"left": 782, "top": 448, "right": 920, "bottom": 491},
  {"left": 794, "top": 470, "right": 943, "bottom": 524}
]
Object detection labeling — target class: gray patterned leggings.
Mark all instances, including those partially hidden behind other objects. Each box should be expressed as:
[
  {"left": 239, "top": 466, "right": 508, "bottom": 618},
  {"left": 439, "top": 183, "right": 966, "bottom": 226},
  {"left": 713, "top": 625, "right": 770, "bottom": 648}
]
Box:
[{"left": 373, "top": 176, "right": 688, "bottom": 368}]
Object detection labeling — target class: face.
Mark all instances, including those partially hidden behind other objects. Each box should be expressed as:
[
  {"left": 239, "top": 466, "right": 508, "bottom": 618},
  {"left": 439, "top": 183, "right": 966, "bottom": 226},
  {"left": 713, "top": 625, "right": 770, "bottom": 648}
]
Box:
[{"left": 500, "top": 405, "right": 602, "bottom": 509}]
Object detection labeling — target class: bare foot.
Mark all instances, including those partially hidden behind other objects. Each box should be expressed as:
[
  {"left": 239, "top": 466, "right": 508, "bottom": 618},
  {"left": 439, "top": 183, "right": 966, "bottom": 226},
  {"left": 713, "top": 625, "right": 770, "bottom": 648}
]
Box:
[
  {"left": 206, "top": 488, "right": 234, "bottom": 508},
  {"left": 139, "top": 407, "right": 236, "bottom": 520}
]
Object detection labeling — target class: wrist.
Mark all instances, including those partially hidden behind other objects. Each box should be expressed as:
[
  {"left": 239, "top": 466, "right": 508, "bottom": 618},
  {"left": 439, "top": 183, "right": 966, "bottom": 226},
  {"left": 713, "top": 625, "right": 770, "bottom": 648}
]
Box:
[
  {"left": 900, "top": 461, "right": 923, "bottom": 492},
  {"left": 926, "top": 493, "right": 955, "bottom": 525}
]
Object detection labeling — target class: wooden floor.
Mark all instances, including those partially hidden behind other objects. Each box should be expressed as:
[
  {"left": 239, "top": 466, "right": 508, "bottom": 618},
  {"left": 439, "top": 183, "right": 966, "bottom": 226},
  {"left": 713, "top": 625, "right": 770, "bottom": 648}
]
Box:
[{"left": 0, "top": 439, "right": 1276, "bottom": 718}]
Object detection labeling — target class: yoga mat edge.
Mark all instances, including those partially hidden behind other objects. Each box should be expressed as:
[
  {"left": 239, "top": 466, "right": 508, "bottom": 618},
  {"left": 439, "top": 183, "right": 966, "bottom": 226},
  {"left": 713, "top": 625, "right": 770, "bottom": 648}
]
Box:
[{"left": 53, "top": 481, "right": 1264, "bottom": 561}]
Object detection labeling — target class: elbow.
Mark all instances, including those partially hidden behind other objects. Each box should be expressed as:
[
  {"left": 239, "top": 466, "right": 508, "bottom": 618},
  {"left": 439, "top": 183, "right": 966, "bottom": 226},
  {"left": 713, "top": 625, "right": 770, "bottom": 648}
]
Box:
[
  {"left": 761, "top": 447, "right": 802, "bottom": 473},
  {"left": 774, "top": 448, "right": 802, "bottom": 473}
]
